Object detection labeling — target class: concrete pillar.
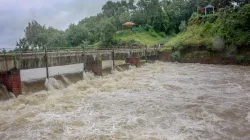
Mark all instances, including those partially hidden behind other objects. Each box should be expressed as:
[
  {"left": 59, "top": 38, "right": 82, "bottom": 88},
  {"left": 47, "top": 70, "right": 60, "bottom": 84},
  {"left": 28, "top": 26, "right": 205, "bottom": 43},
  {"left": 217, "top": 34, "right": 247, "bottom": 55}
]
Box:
[
  {"left": 91, "top": 56, "right": 102, "bottom": 76},
  {"left": 159, "top": 52, "right": 172, "bottom": 62},
  {"left": 125, "top": 57, "right": 140, "bottom": 67},
  {"left": 0, "top": 68, "right": 22, "bottom": 97}
]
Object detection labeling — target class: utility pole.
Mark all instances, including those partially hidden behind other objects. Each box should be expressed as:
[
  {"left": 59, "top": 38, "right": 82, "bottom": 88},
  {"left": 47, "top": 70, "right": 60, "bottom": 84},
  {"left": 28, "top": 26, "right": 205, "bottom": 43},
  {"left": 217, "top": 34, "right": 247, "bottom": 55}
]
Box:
[
  {"left": 112, "top": 45, "right": 115, "bottom": 71},
  {"left": 44, "top": 46, "right": 49, "bottom": 79},
  {"left": 3, "top": 49, "right": 8, "bottom": 71},
  {"left": 19, "top": 46, "right": 22, "bottom": 70},
  {"left": 82, "top": 40, "right": 89, "bottom": 74},
  {"left": 82, "top": 44, "right": 86, "bottom": 73}
]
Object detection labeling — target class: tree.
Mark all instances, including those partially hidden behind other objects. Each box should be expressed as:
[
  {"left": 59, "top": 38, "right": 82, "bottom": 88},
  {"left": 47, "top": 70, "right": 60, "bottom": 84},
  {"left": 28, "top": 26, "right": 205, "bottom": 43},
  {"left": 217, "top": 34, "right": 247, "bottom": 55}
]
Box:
[
  {"left": 36, "top": 33, "right": 49, "bottom": 49},
  {"left": 102, "top": 1, "right": 117, "bottom": 17},
  {"left": 24, "top": 20, "right": 47, "bottom": 49},
  {"left": 66, "top": 24, "right": 89, "bottom": 47},
  {"left": 131, "top": 10, "right": 147, "bottom": 25},
  {"left": 81, "top": 16, "right": 103, "bottom": 44},
  {"left": 47, "top": 27, "right": 67, "bottom": 48},
  {"left": 100, "top": 21, "right": 117, "bottom": 45},
  {"left": 163, "top": 0, "right": 194, "bottom": 33},
  {"left": 179, "top": 20, "right": 187, "bottom": 32},
  {"left": 128, "top": 0, "right": 136, "bottom": 10},
  {"left": 119, "top": 12, "right": 131, "bottom": 25},
  {"left": 16, "top": 38, "right": 29, "bottom": 51},
  {"left": 151, "top": 4, "right": 170, "bottom": 32}
]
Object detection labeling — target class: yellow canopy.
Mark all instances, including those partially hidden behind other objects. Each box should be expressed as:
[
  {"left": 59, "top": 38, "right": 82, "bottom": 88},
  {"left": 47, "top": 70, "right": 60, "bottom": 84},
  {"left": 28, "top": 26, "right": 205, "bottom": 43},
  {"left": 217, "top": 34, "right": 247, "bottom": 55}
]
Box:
[{"left": 123, "top": 22, "right": 136, "bottom": 27}]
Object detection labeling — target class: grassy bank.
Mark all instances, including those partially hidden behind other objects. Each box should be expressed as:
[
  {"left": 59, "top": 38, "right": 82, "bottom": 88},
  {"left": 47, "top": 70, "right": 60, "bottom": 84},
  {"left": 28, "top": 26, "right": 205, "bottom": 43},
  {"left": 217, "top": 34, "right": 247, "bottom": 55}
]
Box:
[
  {"left": 163, "top": 24, "right": 213, "bottom": 51},
  {"left": 114, "top": 30, "right": 168, "bottom": 47}
]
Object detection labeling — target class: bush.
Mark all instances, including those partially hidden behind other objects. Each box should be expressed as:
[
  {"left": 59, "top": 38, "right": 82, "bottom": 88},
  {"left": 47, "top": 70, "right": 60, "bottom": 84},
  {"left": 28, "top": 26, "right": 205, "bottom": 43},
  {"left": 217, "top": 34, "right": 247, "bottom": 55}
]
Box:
[
  {"left": 149, "top": 28, "right": 158, "bottom": 37},
  {"left": 184, "top": 51, "right": 211, "bottom": 61},
  {"left": 172, "top": 51, "right": 181, "bottom": 62},
  {"left": 226, "top": 44, "right": 237, "bottom": 57},
  {"left": 159, "top": 32, "right": 166, "bottom": 37},
  {"left": 179, "top": 20, "right": 187, "bottom": 32},
  {"left": 236, "top": 55, "right": 245, "bottom": 62},
  {"left": 207, "top": 14, "right": 218, "bottom": 23},
  {"left": 188, "top": 12, "right": 201, "bottom": 25}
]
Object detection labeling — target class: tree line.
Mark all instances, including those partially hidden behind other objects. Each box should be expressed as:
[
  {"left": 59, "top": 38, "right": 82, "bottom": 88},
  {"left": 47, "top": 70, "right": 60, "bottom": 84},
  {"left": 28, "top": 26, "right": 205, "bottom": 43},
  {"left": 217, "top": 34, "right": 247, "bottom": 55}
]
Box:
[{"left": 16, "top": 0, "right": 250, "bottom": 51}]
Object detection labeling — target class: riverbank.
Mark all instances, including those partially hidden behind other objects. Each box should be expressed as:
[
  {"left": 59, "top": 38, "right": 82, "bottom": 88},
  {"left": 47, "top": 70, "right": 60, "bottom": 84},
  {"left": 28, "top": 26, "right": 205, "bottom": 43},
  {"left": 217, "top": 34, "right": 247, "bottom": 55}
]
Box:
[{"left": 159, "top": 47, "right": 250, "bottom": 66}]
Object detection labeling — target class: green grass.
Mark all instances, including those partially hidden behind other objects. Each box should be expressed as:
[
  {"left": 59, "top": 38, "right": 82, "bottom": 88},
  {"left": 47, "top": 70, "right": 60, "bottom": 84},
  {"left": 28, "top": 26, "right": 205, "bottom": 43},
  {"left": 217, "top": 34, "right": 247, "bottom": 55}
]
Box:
[
  {"left": 163, "top": 24, "right": 213, "bottom": 51},
  {"left": 115, "top": 30, "right": 165, "bottom": 46}
]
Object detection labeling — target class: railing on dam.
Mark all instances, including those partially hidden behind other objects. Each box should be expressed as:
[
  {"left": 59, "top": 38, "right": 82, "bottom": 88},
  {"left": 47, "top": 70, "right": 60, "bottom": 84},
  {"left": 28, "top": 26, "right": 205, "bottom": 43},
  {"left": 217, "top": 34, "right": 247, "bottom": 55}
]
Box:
[{"left": 0, "top": 47, "right": 158, "bottom": 72}]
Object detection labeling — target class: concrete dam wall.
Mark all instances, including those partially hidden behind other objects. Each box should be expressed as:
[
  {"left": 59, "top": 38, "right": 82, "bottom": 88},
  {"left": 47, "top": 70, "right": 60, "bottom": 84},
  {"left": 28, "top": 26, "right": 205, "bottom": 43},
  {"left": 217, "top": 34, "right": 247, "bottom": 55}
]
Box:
[{"left": 0, "top": 49, "right": 157, "bottom": 71}]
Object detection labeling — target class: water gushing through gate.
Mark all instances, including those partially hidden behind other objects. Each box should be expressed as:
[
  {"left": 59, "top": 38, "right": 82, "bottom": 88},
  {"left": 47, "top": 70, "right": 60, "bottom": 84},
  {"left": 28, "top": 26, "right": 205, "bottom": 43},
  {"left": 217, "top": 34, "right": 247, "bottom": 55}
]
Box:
[{"left": 0, "top": 84, "right": 11, "bottom": 100}]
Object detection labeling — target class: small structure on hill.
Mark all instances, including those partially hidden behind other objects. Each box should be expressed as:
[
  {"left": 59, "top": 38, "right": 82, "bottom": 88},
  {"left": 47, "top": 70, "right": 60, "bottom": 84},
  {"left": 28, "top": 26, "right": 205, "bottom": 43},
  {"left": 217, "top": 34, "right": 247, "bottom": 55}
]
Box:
[
  {"left": 122, "top": 22, "right": 136, "bottom": 30},
  {"left": 204, "top": 4, "right": 214, "bottom": 15},
  {"left": 231, "top": 1, "right": 240, "bottom": 9},
  {"left": 201, "top": 4, "right": 215, "bottom": 15},
  {"left": 123, "top": 22, "right": 136, "bottom": 27}
]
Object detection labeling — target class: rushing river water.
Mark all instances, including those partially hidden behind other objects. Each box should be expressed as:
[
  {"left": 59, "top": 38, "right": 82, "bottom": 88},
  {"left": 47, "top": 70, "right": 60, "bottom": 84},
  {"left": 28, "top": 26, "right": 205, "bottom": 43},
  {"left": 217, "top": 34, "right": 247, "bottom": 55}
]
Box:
[{"left": 1, "top": 62, "right": 250, "bottom": 140}]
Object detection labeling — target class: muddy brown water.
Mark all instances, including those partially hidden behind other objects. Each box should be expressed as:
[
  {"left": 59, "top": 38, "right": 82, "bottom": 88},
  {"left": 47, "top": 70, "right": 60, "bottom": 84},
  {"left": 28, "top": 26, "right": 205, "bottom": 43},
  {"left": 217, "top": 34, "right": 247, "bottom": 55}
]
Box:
[{"left": 0, "top": 62, "right": 250, "bottom": 139}]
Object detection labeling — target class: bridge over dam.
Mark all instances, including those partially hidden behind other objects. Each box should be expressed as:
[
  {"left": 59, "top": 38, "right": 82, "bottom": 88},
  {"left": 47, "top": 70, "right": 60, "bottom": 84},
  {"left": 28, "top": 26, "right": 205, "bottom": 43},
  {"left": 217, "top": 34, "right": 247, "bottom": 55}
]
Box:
[{"left": 0, "top": 48, "right": 160, "bottom": 97}]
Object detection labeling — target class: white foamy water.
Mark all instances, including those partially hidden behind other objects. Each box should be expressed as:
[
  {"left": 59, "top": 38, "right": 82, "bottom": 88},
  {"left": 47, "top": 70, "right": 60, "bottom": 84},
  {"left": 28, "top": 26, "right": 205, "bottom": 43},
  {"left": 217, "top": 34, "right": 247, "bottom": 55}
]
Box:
[
  {"left": 1, "top": 62, "right": 250, "bottom": 139},
  {"left": 116, "top": 66, "right": 124, "bottom": 71},
  {"left": 0, "top": 85, "right": 12, "bottom": 100},
  {"left": 44, "top": 78, "right": 65, "bottom": 90},
  {"left": 61, "top": 75, "right": 72, "bottom": 85}
]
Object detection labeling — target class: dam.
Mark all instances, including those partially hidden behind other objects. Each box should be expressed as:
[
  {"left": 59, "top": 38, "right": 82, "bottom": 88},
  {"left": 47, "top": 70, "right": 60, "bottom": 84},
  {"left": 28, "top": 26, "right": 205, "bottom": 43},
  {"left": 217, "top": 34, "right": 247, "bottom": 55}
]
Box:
[{"left": 0, "top": 47, "right": 158, "bottom": 97}]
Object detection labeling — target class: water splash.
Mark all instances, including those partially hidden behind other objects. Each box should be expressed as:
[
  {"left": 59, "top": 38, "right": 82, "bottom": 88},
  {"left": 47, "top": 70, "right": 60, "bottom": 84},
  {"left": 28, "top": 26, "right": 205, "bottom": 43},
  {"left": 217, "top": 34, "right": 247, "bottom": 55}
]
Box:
[
  {"left": 129, "top": 65, "right": 136, "bottom": 69},
  {"left": 9, "top": 92, "right": 16, "bottom": 99},
  {"left": 116, "top": 66, "right": 124, "bottom": 71},
  {"left": 44, "top": 78, "right": 65, "bottom": 90},
  {"left": 0, "top": 84, "right": 11, "bottom": 100},
  {"left": 111, "top": 65, "right": 116, "bottom": 74},
  {"left": 21, "top": 82, "right": 27, "bottom": 94},
  {"left": 61, "top": 75, "right": 71, "bottom": 85},
  {"left": 83, "top": 72, "right": 96, "bottom": 81}
]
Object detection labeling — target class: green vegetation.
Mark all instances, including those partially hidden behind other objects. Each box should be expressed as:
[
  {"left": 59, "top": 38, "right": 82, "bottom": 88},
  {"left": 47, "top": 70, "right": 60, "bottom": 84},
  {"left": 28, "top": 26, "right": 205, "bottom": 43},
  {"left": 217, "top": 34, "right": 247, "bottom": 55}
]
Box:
[
  {"left": 184, "top": 51, "right": 212, "bottom": 61},
  {"left": 165, "top": 4, "right": 250, "bottom": 50},
  {"left": 15, "top": 0, "right": 200, "bottom": 51},
  {"left": 10, "top": 0, "right": 249, "bottom": 60},
  {"left": 163, "top": 24, "right": 213, "bottom": 51},
  {"left": 163, "top": 3, "right": 250, "bottom": 63},
  {"left": 114, "top": 30, "right": 164, "bottom": 46},
  {"left": 172, "top": 51, "right": 181, "bottom": 62}
]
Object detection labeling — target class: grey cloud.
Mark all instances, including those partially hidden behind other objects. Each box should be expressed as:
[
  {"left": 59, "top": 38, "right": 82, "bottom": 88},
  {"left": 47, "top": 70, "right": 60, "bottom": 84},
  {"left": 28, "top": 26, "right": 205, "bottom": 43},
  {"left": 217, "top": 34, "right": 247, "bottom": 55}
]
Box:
[{"left": 0, "top": 0, "right": 113, "bottom": 49}]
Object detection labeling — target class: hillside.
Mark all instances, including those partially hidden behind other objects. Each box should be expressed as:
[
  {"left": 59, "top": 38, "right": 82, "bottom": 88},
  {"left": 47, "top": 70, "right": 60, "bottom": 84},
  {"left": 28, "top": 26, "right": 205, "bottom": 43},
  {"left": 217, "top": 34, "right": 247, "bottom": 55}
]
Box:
[{"left": 162, "top": 4, "right": 250, "bottom": 64}]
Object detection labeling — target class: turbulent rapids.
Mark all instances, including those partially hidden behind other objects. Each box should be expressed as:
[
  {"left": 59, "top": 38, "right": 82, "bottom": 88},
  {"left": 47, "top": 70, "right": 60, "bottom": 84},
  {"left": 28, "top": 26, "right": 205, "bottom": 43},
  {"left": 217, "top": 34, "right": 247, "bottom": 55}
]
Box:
[{"left": 0, "top": 62, "right": 250, "bottom": 139}]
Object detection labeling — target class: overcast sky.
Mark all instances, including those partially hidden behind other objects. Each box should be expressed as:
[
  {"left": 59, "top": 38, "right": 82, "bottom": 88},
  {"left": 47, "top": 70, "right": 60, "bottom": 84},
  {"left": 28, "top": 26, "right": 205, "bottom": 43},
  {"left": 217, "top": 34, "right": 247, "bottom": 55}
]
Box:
[{"left": 0, "top": 0, "right": 117, "bottom": 49}]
